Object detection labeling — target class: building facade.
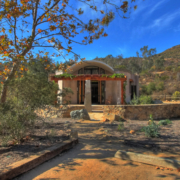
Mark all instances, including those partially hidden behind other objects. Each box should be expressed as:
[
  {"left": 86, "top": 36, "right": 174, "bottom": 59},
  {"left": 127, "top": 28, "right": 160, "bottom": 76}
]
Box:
[{"left": 49, "top": 60, "right": 139, "bottom": 105}]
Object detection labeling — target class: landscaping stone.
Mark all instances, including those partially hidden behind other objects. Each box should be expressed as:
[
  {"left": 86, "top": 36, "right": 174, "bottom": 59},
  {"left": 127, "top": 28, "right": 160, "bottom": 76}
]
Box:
[{"left": 70, "top": 109, "right": 90, "bottom": 120}]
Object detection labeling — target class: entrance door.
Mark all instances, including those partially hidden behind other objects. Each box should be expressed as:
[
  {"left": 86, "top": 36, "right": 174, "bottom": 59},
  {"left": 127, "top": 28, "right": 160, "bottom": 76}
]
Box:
[
  {"left": 91, "top": 81, "right": 98, "bottom": 104},
  {"left": 131, "top": 85, "right": 137, "bottom": 100}
]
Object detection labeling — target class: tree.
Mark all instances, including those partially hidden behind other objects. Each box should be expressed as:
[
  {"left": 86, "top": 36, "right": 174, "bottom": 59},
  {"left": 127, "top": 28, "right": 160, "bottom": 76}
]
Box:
[
  {"left": 137, "top": 46, "right": 156, "bottom": 71},
  {"left": 154, "top": 56, "right": 165, "bottom": 71},
  {"left": 0, "top": 0, "right": 140, "bottom": 104}
]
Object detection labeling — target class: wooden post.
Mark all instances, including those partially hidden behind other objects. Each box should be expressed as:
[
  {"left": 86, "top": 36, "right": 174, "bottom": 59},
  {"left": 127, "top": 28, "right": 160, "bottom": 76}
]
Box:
[
  {"left": 54, "top": 81, "right": 58, "bottom": 105},
  {"left": 121, "top": 80, "right": 124, "bottom": 105},
  {"left": 83, "top": 81, "right": 84, "bottom": 102},
  {"left": 100, "top": 80, "right": 101, "bottom": 104},
  {"left": 79, "top": 80, "right": 81, "bottom": 104}
]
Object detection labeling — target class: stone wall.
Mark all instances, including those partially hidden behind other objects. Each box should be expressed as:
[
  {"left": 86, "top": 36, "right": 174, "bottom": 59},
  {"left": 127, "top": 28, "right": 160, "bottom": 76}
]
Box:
[
  {"left": 34, "top": 105, "right": 85, "bottom": 119},
  {"left": 103, "top": 104, "right": 180, "bottom": 120}
]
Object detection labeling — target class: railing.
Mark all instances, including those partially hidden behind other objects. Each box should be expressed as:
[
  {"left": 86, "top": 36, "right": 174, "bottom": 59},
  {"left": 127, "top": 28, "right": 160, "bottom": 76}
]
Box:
[{"left": 150, "top": 95, "right": 180, "bottom": 101}]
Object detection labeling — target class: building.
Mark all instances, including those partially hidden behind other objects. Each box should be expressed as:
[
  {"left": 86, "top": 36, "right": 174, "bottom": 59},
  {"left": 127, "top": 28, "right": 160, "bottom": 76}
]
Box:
[{"left": 49, "top": 60, "right": 139, "bottom": 105}]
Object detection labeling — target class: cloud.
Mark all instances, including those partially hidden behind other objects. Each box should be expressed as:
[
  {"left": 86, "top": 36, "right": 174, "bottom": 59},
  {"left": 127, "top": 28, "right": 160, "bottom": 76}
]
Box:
[
  {"left": 116, "top": 47, "right": 127, "bottom": 56},
  {"left": 130, "top": 9, "right": 180, "bottom": 39},
  {"left": 145, "top": 0, "right": 169, "bottom": 17}
]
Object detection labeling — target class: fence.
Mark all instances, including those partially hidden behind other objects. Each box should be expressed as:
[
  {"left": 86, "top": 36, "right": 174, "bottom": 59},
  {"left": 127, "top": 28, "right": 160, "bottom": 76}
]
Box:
[{"left": 150, "top": 95, "right": 180, "bottom": 101}]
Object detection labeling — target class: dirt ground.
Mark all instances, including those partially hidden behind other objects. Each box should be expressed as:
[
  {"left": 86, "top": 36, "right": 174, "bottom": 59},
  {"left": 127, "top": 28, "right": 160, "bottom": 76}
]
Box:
[{"left": 13, "top": 118, "right": 180, "bottom": 180}]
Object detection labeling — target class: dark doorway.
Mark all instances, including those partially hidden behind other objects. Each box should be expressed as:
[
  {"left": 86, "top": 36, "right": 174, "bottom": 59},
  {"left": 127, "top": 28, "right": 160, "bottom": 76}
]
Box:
[
  {"left": 131, "top": 85, "right": 137, "bottom": 100},
  {"left": 91, "top": 81, "right": 98, "bottom": 104}
]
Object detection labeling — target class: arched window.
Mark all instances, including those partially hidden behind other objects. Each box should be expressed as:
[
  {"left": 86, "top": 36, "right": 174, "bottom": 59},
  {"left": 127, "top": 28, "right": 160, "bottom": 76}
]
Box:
[{"left": 78, "top": 66, "right": 105, "bottom": 74}]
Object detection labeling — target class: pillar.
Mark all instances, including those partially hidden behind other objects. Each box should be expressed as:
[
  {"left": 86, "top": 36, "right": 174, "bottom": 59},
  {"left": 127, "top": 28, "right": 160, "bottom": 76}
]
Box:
[
  {"left": 117, "top": 81, "right": 121, "bottom": 105},
  {"left": 84, "top": 80, "right": 92, "bottom": 112},
  {"left": 121, "top": 80, "right": 124, "bottom": 105}
]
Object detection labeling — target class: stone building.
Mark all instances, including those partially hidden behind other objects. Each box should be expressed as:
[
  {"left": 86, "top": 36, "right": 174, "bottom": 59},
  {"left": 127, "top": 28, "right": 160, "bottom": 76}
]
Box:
[{"left": 49, "top": 60, "right": 139, "bottom": 105}]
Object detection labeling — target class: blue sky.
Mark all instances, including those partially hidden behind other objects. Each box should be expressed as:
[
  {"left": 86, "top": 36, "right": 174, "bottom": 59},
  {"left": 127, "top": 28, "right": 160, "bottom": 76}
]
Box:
[
  {"left": 69, "top": 0, "right": 180, "bottom": 60},
  {"left": 2, "top": 0, "right": 180, "bottom": 65}
]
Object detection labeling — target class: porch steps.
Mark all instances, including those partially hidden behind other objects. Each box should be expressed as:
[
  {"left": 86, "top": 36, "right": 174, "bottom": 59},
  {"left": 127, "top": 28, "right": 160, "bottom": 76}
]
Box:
[{"left": 91, "top": 105, "right": 103, "bottom": 112}]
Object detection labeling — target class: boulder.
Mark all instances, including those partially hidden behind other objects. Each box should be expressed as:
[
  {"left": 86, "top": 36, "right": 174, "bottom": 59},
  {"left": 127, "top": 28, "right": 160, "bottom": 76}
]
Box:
[
  {"left": 70, "top": 109, "right": 90, "bottom": 120},
  {"left": 153, "top": 99, "right": 163, "bottom": 104}
]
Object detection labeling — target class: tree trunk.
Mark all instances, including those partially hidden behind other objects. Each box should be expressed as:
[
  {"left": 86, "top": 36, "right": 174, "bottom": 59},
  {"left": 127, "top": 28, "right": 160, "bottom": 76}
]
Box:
[{"left": 0, "top": 62, "right": 19, "bottom": 104}]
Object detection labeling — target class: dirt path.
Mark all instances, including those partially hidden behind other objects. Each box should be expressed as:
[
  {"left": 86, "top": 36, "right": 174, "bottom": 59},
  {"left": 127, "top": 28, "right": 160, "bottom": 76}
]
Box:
[{"left": 13, "top": 119, "right": 180, "bottom": 180}]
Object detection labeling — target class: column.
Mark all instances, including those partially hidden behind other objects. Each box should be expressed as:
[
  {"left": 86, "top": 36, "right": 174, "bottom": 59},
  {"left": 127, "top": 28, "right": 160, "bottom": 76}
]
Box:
[
  {"left": 126, "top": 76, "right": 130, "bottom": 103},
  {"left": 121, "top": 80, "right": 124, "bottom": 105},
  {"left": 117, "top": 81, "right": 120, "bottom": 105},
  {"left": 84, "top": 80, "right": 92, "bottom": 112}
]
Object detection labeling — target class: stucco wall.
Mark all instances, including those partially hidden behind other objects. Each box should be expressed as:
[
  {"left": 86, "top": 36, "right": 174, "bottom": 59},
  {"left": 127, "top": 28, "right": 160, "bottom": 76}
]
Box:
[{"left": 55, "top": 66, "right": 139, "bottom": 105}]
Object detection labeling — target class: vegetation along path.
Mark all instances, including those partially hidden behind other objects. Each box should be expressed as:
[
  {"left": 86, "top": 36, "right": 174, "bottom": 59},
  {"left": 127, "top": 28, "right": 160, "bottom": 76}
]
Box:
[{"left": 13, "top": 117, "right": 180, "bottom": 180}]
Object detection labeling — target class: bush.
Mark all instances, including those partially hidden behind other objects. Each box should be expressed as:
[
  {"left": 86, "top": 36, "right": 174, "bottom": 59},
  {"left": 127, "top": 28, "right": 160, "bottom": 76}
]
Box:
[
  {"left": 158, "top": 119, "right": 172, "bottom": 126},
  {"left": 140, "top": 70, "right": 150, "bottom": 76},
  {"left": 159, "top": 75, "right": 169, "bottom": 81},
  {"left": 171, "top": 91, "right": 180, "bottom": 100},
  {"left": 139, "top": 95, "right": 154, "bottom": 104},
  {"left": 140, "top": 115, "right": 160, "bottom": 138},
  {"left": 156, "top": 82, "right": 164, "bottom": 91},
  {"left": 165, "top": 66, "right": 172, "bottom": 71},
  {"left": 130, "top": 94, "right": 154, "bottom": 105},
  {"left": 117, "top": 122, "right": 124, "bottom": 131}
]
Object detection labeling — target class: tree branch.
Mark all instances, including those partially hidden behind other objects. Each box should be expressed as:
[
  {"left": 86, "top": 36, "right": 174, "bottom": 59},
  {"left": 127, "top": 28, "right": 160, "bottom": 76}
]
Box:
[{"left": 36, "top": 0, "right": 61, "bottom": 24}]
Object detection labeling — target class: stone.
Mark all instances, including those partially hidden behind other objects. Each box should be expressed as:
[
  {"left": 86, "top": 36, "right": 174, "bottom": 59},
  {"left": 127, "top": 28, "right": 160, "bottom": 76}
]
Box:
[
  {"left": 70, "top": 109, "right": 90, "bottom": 120},
  {"left": 84, "top": 80, "right": 92, "bottom": 112},
  {"left": 70, "top": 130, "right": 78, "bottom": 140},
  {"left": 153, "top": 99, "right": 163, "bottom": 104}
]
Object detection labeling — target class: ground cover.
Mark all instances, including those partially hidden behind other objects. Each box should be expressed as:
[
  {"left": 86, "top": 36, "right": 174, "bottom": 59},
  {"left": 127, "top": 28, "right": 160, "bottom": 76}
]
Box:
[{"left": 1, "top": 115, "right": 180, "bottom": 175}]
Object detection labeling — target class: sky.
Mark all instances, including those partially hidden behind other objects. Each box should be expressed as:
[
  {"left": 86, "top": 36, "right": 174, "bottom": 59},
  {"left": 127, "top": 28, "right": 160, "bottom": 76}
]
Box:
[{"left": 2, "top": 0, "right": 180, "bottom": 64}]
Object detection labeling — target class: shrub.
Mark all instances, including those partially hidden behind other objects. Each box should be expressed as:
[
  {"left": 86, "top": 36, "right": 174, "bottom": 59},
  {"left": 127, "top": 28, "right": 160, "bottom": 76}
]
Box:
[
  {"left": 159, "top": 75, "right": 169, "bottom": 81},
  {"left": 117, "top": 122, "right": 124, "bottom": 131},
  {"left": 171, "top": 91, "right": 180, "bottom": 100},
  {"left": 158, "top": 119, "right": 172, "bottom": 126},
  {"left": 130, "top": 93, "right": 140, "bottom": 105},
  {"left": 140, "top": 114, "right": 160, "bottom": 138},
  {"left": 156, "top": 82, "right": 164, "bottom": 91},
  {"left": 165, "top": 66, "right": 172, "bottom": 71},
  {"left": 139, "top": 95, "right": 154, "bottom": 104},
  {"left": 130, "top": 94, "right": 154, "bottom": 105}
]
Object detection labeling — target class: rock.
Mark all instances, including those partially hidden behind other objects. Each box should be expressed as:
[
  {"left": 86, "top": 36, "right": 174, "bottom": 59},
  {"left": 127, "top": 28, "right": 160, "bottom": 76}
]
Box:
[
  {"left": 70, "top": 109, "right": 90, "bottom": 120},
  {"left": 153, "top": 99, "right": 163, "bottom": 104},
  {"left": 70, "top": 130, "right": 78, "bottom": 140}
]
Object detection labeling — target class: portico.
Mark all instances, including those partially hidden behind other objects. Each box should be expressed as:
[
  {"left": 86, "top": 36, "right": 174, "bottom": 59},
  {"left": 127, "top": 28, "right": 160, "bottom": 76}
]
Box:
[{"left": 48, "top": 60, "right": 139, "bottom": 106}]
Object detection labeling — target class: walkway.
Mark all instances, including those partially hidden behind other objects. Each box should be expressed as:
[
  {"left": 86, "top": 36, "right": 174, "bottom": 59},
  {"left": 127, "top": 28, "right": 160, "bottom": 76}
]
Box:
[{"left": 13, "top": 119, "right": 180, "bottom": 180}]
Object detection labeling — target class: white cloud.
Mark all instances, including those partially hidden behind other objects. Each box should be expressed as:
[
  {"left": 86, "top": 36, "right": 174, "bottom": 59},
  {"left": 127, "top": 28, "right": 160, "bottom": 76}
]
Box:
[
  {"left": 116, "top": 47, "right": 127, "bottom": 55},
  {"left": 130, "top": 9, "right": 180, "bottom": 39},
  {"left": 145, "top": 0, "right": 169, "bottom": 17}
]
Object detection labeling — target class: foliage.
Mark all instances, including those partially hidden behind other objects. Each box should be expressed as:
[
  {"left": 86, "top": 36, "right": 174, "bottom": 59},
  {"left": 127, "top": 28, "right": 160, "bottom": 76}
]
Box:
[
  {"left": 154, "top": 56, "right": 165, "bottom": 70},
  {"left": 101, "top": 73, "right": 125, "bottom": 78},
  {"left": 165, "top": 66, "right": 172, "bottom": 71},
  {"left": 140, "top": 70, "right": 151, "bottom": 76},
  {"left": 130, "top": 93, "right": 140, "bottom": 105},
  {"left": 159, "top": 75, "right": 169, "bottom": 81},
  {"left": 140, "top": 114, "right": 160, "bottom": 138},
  {"left": 139, "top": 95, "right": 154, "bottom": 104},
  {"left": 117, "top": 122, "right": 124, "bottom": 131},
  {"left": 174, "top": 66, "right": 180, "bottom": 72},
  {"left": 0, "top": 0, "right": 139, "bottom": 104},
  {"left": 171, "top": 91, "right": 180, "bottom": 100},
  {"left": 156, "top": 82, "right": 165, "bottom": 91},
  {"left": 130, "top": 94, "right": 154, "bottom": 105},
  {"left": 0, "top": 57, "right": 73, "bottom": 145},
  {"left": 54, "top": 73, "right": 76, "bottom": 79},
  {"left": 158, "top": 119, "right": 172, "bottom": 126},
  {"left": 114, "top": 65, "right": 127, "bottom": 69}
]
